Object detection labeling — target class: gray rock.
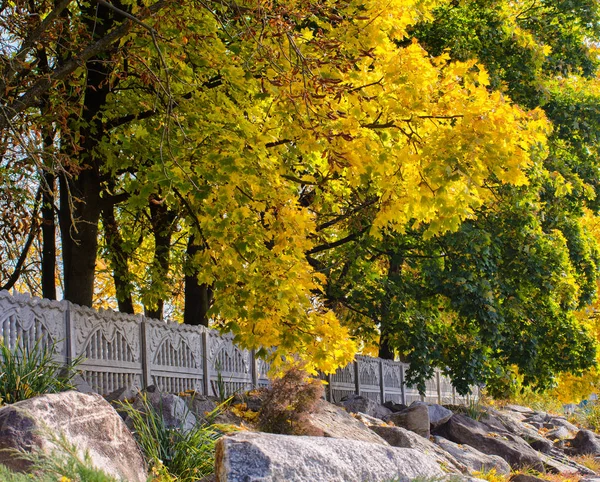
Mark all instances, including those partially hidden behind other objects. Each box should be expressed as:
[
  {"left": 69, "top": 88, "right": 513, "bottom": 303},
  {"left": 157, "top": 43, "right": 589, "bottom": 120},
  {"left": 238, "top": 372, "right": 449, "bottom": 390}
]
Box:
[
  {"left": 306, "top": 399, "right": 389, "bottom": 445},
  {"left": 354, "top": 412, "right": 387, "bottom": 427},
  {"left": 549, "top": 417, "right": 579, "bottom": 432},
  {"left": 128, "top": 391, "right": 196, "bottom": 433},
  {"left": 546, "top": 426, "right": 571, "bottom": 441},
  {"left": 525, "top": 412, "right": 549, "bottom": 423},
  {"left": 187, "top": 394, "right": 218, "bottom": 422},
  {"left": 482, "top": 408, "right": 553, "bottom": 454},
  {"left": 105, "top": 385, "right": 140, "bottom": 405},
  {"left": 504, "top": 404, "right": 534, "bottom": 414},
  {"left": 340, "top": 394, "right": 392, "bottom": 420},
  {"left": 429, "top": 404, "right": 454, "bottom": 429},
  {"left": 567, "top": 429, "right": 600, "bottom": 455},
  {"left": 538, "top": 453, "right": 579, "bottom": 475},
  {"left": 384, "top": 401, "right": 430, "bottom": 438},
  {"left": 370, "top": 425, "right": 468, "bottom": 474},
  {"left": 383, "top": 401, "right": 407, "bottom": 412},
  {"left": 434, "top": 436, "right": 511, "bottom": 475},
  {"left": 433, "top": 413, "right": 544, "bottom": 470},
  {"left": 0, "top": 391, "right": 147, "bottom": 482},
  {"left": 215, "top": 431, "right": 444, "bottom": 482}
]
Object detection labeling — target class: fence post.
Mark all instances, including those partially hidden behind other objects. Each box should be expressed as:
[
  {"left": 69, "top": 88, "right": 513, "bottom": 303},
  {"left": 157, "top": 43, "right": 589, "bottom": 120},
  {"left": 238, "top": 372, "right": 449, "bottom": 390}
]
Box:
[
  {"left": 354, "top": 358, "right": 361, "bottom": 395},
  {"left": 400, "top": 364, "right": 406, "bottom": 405},
  {"left": 140, "top": 318, "right": 151, "bottom": 389},
  {"left": 379, "top": 360, "right": 385, "bottom": 404},
  {"left": 436, "top": 370, "right": 441, "bottom": 404},
  {"left": 202, "top": 331, "right": 211, "bottom": 396},
  {"left": 251, "top": 349, "right": 258, "bottom": 388},
  {"left": 64, "top": 301, "right": 76, "bottom": 364}
]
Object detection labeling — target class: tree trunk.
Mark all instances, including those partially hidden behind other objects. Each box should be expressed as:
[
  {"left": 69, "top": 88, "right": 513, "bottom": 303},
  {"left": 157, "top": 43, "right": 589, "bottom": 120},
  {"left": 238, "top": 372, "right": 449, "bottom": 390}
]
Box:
[
  {"left": 144, "top": 196, "right": 175, "bottom": 320},
  {"left": 59, "top": 1, "right": 121, "bottom": 307},
  {"left": 378, "top": 254, "right": 403, "bottom": 360},
  {"left": 102, "top": 204, "right": 134, "bottom": 313},
  {"left": 60, "top": 169, "right": 102, "bottom": 307},
  {"left": 184, "top": 237, "right": 213, "bottom": 326},
  {"left": 41, "top": 170, "right": 56, "bottom": 300}
]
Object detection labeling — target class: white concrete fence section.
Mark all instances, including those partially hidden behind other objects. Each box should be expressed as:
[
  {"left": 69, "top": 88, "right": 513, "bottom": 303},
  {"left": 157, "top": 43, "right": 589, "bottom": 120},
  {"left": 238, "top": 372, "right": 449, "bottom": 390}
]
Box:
[{"left": 0, "top": 290, "right": 474, "bottom": 404}]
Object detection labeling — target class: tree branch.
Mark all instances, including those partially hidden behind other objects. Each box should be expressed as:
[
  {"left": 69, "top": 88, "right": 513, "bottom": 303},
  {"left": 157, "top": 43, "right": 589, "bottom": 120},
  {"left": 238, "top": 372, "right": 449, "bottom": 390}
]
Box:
[
  {"left": 0, "top": 0, "right": 169, "bottom": 131},
  {"left": 0, "top": 187, "right": 42, "bottom": 291},
  {"left": 307, "top": 226, "right": 369, "bottom": 255}
]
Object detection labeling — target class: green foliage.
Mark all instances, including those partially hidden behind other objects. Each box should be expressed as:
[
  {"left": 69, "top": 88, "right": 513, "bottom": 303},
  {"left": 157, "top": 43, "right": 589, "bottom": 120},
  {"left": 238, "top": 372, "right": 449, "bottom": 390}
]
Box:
[
  {"left": 258, "top": 367, "right": 324, "bottom": 436},
  {"left": 119, "top": 393, "right": 222, "bottom": 481},
  {"left": 575, "top": 401, "right": 600, "bottom": 431},
  {"left": 1, "top": 432, "right": 117, "bottom": 482},
  {"left": 0, "top": 337, "right": 81, "bottom": 404}
]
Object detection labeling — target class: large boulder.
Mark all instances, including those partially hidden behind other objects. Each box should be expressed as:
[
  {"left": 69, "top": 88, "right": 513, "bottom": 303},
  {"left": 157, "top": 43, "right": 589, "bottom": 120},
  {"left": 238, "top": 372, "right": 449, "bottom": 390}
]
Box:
[
  {"left": 481, "top": 408, "right": 552, "bottom": 453},
  {"left": 428, "top": 404, "right": 453, "bottom": 429},
  {"left": 566, "top": 430, "right": 600, "bottom": 455},
  {"left": 434, "top": 413, "right": 544, "bottom": 470},
  {"left": 384, "top": 401, "right": 430, "bottom": 438},
  {"left": 433, "top": 436, "right": 511, "bottom": 475},
  {"left": 215, "top": 431, "right": 444, "bottom": 482},
  {"left": 339, "top": 394, "right": 392, "bottom": 420},
  {"left": 306, "top": 399, "right": 388, "bottom": 445},
  {"left": 370, "top": 425, "right": 468, "bottom": 474},
  {"left": 0, "top": 391, "right": 147, "bottom": 482}
]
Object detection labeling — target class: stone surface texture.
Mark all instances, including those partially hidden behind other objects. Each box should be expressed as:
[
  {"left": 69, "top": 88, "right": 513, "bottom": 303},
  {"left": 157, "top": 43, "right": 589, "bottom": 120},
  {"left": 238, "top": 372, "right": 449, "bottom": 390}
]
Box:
[
  {"left": 0, "top": 391, "right": 147, "bottom": 482},
  {"left": 567, "top": 430, "right": 600, "bottom": 456},
  {"left": 215, "top": 431, "right": 444, "bottom": 482},
  {"left": 370, "top": 425, "right": 468, "bottom": 474},
  {"left": 433, "top": 413, "right": 544, "bottom": 470},
  {"left": 384, "top": 401, "right": 430, "bottom": 438},
  {"left": 428, "top": 404, "right": 454, "bottom": 429},
  {"left": 433, "top": 435, "right": 511, "bottom": 475},
  {"left": 340, "top": 394, "right": 392, "bottom": 420},
  {"left": 306, "top": 399, "right": 389, "bottom": 445}
]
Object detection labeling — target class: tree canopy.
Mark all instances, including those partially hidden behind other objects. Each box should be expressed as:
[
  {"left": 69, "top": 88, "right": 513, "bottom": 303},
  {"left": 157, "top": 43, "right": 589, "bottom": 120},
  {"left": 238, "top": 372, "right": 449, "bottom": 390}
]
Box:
[{"left": 1, "top": 0, "right": 599, "bottom": 389}]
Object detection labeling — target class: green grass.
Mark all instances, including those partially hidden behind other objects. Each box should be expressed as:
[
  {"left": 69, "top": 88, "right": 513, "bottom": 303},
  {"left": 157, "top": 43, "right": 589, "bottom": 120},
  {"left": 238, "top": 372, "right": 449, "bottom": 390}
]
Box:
[
  {"left": 119, "top": 393, "right": 223, "bottom": 481},
  {"left": 0, "top": 336, "right": 81, "bottom": 404},
  {"left": 0, "top": 432, "right": 118, "bottom": 482}
]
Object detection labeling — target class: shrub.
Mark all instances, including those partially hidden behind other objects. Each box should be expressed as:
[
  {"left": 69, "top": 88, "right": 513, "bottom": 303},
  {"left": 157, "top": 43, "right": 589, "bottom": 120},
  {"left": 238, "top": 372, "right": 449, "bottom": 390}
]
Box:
[
  {"left": 258, "top": 366, "right": 324, "bottom": 436},
  {"left": 119, "top": 393, "right": 222, "bottom": 481},
  {"left": 0, "top": 336, "right": 80, "bottom": 404}
]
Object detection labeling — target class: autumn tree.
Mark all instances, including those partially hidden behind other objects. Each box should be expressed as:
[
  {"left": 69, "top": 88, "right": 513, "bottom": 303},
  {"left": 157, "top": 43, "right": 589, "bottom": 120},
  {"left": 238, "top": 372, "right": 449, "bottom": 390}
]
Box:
[
  {"left": 321, "top": 0, "right": 600, "bottom": 393},
  {"left": 1, "top": 0, "right": 559, "bottom": 375}
]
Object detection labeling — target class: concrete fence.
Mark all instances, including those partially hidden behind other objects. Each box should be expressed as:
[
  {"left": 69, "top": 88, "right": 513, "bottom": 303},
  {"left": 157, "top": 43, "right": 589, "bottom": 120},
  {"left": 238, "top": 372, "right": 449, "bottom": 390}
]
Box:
[{"left": 0, "top": 290, "right": 474, "bottom": 404}]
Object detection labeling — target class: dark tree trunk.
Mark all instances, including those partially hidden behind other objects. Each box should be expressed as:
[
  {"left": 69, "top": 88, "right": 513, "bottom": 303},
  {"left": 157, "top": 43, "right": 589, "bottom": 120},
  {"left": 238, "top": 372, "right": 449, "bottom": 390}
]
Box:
[
  {"left": 59, "top": 1, "right": 122, "bottom": 307},
  {"left": 184, "top": 237, "right": 213, "bottom": 326},
  {"left": 60, "top": 168, "right": 102, "bottom": 307},
  {"left": 102, "top": 204, "right": 134, "bottom": 313},
  {"left": 144, "top": 196, "right": 175, "bottom": 320},
  {"left": 41, "top": 170, "right": 56, "bottom": 300},
  {"left": 378, "top": 254, "right": 402, "bottom": 360}
]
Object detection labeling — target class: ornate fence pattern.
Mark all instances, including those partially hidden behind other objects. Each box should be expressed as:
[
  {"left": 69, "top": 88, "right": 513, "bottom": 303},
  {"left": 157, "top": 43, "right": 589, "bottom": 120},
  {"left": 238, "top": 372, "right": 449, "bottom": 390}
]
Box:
[{"left": 0, "top": 291, "right": 475, "bottom": 404}]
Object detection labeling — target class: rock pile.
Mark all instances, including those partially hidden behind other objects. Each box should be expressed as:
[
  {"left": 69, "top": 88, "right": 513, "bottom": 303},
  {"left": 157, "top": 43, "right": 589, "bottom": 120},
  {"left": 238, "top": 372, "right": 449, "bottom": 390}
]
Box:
[{"left": 1, "top": 386, "right": 600, "bottom": 482}]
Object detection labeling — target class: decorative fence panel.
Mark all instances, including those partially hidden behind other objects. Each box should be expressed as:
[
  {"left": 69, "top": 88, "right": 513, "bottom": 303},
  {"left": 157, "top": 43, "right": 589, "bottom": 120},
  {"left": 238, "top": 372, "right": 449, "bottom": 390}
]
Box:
[{"left": 0, "top": 291, "right": 477, "bottom": 403}]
